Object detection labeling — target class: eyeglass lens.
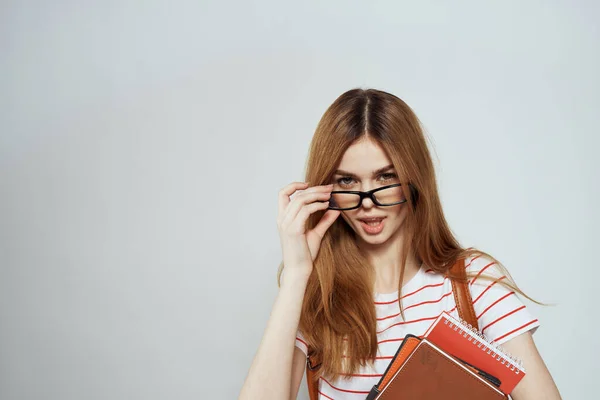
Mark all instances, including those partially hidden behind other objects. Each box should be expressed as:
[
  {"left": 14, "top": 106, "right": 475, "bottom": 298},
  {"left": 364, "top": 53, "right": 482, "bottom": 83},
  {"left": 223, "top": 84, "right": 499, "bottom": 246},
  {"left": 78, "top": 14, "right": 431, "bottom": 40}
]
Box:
[{"left": 329, "top": 186, "right": 406, "bottom": 209}]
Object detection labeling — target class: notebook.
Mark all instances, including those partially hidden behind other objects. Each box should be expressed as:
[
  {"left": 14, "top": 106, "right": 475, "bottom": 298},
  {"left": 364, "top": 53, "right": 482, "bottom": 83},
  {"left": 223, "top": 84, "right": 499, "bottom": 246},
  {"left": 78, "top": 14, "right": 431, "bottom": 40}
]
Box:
[
  {"left": 423, "top": 311, "right": 525, "bottom": 394},
  {"left": 366, "top": 335, "right": 506, "bottom": 400}
]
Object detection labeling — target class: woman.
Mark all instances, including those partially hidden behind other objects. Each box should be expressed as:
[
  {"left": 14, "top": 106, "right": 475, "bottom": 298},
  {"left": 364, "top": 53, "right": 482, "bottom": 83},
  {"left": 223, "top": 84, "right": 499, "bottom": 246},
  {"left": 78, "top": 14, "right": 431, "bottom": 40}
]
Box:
[{"left": 239, "top": 88, "right": 561, "bottom": 399}]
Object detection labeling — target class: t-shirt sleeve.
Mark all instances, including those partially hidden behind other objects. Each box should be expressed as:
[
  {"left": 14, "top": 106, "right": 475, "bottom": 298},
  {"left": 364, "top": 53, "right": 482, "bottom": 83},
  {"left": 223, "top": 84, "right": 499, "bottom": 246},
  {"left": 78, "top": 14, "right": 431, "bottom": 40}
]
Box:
[
  {"left": 295, "top": 329, "right": 309, "bottom": 356},
  {"left": 466, "top": 254, "right": 540, "bottom": 345}
]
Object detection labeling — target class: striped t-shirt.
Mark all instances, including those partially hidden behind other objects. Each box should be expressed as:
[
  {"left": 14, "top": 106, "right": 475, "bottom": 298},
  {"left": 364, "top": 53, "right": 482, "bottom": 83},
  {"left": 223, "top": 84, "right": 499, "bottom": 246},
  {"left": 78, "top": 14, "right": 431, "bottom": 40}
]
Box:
[{"left": 294, "top": 254, "right": 540, "bottom": 400}]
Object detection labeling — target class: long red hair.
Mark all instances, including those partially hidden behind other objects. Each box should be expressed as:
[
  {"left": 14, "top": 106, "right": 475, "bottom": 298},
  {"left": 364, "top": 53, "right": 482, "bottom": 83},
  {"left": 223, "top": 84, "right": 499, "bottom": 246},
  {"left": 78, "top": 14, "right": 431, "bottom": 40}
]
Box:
[{"left": 276, "top": 88, "right": 538, "bottom": 382}]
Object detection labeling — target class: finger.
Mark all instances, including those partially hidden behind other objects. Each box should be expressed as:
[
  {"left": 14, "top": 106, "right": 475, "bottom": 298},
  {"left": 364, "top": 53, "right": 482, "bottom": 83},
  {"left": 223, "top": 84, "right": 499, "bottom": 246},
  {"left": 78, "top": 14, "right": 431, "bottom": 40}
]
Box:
[
  {"left": 281, "top": 190, "right": 332, "bottom": 228},
  {"left": 278, "top": 182, "right": 308, "bottom": 219},
  {"left": 288, "top": 200, "right": 331, "bottom": 233},
  {"left": 289, "top": 184, "right": 334, "bottom": 202}
]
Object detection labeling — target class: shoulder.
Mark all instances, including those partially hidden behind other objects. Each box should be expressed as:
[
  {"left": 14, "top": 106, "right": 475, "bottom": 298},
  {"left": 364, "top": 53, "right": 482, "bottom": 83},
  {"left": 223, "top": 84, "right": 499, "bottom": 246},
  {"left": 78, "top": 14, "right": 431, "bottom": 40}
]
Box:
[
  {"left": 463, "top": 252, "right": 512, "bottom": 306},
  {"left": 295, "top": 329, "right": 309, "bottom": 356},
  {"left": 464, "top": 253, "right": 504, "bottom": 281},
  {"left": 461, "top": 252, "right": 541, "bottom": 344}
]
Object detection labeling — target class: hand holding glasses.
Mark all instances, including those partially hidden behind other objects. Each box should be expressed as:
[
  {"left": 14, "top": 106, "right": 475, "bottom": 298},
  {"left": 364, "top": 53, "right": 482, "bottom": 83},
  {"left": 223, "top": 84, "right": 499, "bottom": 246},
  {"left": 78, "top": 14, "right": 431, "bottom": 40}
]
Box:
[{"left": 277, "top": 182, "right": 341, "bottom": 274}]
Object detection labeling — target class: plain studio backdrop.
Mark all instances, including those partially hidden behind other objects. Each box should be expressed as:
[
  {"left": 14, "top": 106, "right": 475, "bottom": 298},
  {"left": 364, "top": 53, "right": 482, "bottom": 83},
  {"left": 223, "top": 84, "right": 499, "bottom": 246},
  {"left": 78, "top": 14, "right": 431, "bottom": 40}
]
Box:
[{"left": 1, "top": 1, "right": 598, "bottom": 399}]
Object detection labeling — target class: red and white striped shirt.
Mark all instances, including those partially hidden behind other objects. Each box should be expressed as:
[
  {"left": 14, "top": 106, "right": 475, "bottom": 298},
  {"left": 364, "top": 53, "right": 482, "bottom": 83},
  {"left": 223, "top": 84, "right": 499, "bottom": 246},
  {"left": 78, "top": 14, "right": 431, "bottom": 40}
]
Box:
[{"left": 294, "top": 254, "right": 540, "bottom": 400}]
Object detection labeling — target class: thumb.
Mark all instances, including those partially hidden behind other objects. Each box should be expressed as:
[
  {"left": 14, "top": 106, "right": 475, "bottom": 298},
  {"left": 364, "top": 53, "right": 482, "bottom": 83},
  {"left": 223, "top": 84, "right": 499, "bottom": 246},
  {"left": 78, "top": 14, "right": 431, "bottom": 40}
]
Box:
[{"left": 311, "top": 210, "right": 341, "bottom": 239}]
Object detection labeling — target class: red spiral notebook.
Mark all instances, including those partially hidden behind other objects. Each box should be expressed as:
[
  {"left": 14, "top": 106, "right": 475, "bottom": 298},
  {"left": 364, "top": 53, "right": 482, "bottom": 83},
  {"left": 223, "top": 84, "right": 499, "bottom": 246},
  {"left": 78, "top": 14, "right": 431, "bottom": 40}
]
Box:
[{"left": 423, "top": 311, "right": 526, "bottom": 394}]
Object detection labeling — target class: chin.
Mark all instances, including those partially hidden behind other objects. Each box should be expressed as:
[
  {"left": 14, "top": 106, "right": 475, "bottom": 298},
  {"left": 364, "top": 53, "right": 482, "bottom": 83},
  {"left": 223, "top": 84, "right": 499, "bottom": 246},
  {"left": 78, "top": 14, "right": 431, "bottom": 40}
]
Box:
[{"left": 360, "top": 234, "right": 390, "bottom": 245}]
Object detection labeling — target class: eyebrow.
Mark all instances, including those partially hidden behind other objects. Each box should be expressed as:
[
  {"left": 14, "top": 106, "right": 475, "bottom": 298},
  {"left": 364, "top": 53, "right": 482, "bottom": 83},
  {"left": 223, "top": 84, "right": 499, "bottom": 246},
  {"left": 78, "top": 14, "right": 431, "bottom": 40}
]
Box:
[{"left": 334, "top": 164, "right": 395, "bottom": 177}]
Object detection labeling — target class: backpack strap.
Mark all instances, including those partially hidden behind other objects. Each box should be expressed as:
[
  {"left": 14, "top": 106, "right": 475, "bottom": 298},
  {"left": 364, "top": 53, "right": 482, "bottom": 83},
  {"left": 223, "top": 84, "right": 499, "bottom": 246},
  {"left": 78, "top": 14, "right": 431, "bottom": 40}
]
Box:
[
  {"left": 304, "top": 257, "right": 476, "bottom": 399},
  {"left": 306, "top": 351, "right": 321, "bottom": 400},
  {"left": 449, "top": 256, "right": 478, "bottom": 328}
]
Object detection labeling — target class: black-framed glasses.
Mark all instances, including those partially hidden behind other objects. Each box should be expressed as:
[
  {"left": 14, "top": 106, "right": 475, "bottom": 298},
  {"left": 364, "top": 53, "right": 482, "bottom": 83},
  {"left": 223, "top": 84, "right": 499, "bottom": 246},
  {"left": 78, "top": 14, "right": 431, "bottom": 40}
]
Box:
[{"left": 327, "top": 183, "right": 417, "bottom": 211}]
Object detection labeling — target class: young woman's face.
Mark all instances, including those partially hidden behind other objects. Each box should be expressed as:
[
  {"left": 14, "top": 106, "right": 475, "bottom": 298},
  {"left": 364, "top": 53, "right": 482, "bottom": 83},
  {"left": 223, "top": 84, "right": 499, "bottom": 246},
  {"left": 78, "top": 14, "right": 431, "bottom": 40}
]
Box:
[{"left": 332, "top": 138, "right": 409, "bottom": 246}]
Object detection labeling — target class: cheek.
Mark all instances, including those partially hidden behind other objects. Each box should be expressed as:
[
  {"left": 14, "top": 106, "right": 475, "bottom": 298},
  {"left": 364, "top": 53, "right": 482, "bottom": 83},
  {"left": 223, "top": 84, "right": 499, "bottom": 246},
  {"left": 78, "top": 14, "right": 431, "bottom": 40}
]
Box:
[{"left": 388, "top": 205, "right": 408, "bottom": 225}]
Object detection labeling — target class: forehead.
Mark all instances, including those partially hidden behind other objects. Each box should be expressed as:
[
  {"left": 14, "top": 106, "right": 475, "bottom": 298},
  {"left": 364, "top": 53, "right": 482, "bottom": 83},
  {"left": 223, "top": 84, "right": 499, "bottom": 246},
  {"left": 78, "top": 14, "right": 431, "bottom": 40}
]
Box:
[{"left": 336, "top": 139, "right": 392, "bottom": 175}]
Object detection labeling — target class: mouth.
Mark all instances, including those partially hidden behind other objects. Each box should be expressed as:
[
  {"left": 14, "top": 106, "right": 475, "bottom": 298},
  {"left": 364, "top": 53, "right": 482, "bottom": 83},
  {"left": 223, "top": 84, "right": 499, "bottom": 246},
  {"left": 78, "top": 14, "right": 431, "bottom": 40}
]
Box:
[
  {"left": 358, "top": 217, "right": 386, "bottom": 234},
  {"left": 358, "top": 217, "right": 386, "bottom": 223}
]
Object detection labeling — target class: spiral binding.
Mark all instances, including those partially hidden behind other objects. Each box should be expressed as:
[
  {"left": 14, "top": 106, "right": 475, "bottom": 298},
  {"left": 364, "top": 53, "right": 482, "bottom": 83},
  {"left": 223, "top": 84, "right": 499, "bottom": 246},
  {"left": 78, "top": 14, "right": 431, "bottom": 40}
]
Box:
[{"left": 443, "top": 314, "right": 525, "bottom": 374}]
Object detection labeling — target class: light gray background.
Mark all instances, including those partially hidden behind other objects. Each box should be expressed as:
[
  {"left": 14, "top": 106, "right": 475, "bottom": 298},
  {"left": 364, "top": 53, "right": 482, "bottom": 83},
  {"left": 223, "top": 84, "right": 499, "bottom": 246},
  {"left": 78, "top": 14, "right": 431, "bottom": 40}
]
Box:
[{"left": 1, "top": 1, "right": 597, "bottom": 399}]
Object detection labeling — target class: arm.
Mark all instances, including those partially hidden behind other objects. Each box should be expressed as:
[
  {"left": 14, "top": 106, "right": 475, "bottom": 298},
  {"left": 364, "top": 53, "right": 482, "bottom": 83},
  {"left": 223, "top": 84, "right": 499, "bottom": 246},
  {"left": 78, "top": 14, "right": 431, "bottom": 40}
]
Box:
[
  {"left": 501, "top": 332, "right": 562, "bottom": 400},
  {"left": 239, "top": 268, "right": 310, "bottom": 400},
  {"left": 465, "top": 255, "right": 561, "bottom": 399}
]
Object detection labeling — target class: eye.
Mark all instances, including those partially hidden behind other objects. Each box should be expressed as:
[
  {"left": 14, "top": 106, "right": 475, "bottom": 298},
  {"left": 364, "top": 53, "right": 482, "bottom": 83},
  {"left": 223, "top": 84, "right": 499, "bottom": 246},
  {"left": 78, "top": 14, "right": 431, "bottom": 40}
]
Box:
[
  {"left": 379, "top": 172, "right": 398, "bottom": 181},
  {"left": 336, "top": 176, "right": 355, "bottom": 186}
]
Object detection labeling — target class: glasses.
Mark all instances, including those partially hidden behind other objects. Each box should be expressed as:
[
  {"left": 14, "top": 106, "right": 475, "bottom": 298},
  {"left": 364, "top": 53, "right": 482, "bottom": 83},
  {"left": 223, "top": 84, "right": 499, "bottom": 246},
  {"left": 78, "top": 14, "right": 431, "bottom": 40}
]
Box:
[{"left": 327, "top": 183, "right": 415, "bottom": 211}]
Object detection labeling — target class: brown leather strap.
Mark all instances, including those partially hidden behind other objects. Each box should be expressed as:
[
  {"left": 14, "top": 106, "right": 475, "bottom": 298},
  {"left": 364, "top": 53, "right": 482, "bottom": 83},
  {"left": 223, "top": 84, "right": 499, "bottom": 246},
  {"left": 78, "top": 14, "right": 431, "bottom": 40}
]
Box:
[
  {"left": 306, "top": 353, "right": 320, "bottom": 400},
  {"left": 305, "top": 257, "right": 478, "bottom": 399},
  {"left": 449, "top": 257, "right": 478, "bottom": 328}
]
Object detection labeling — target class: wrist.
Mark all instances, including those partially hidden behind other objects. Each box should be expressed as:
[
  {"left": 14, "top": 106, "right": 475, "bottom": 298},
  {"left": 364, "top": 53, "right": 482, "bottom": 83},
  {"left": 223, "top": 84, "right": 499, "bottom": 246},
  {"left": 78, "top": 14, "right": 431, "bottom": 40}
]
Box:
[{"left": 281, "top": 265, "right": 312, "bottom": 287}]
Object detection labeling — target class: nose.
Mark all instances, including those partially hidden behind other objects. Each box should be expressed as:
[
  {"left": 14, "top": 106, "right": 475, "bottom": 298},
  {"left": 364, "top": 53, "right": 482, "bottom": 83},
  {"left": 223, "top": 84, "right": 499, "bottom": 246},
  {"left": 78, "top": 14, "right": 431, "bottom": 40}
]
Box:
[
  {"left": 361, "top": 196, "right": 375, "bottom": 209},
  {"left": 360, "top": 185, "right": 376, "bottom": 209}
]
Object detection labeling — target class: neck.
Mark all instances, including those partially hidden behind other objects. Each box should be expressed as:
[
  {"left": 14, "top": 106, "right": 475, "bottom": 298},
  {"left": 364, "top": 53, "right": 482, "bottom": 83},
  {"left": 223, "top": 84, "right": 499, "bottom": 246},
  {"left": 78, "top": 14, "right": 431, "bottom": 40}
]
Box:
[{"left": 358, "top": 229, "right": 421, "bottom": 294}]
